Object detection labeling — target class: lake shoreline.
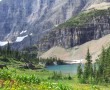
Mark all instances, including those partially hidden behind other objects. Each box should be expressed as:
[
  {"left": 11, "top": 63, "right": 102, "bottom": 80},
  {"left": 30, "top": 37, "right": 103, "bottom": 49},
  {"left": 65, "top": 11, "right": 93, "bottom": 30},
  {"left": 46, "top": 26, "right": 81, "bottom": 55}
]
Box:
[{"left": 46, "top": 64, "right": 84, "bottom": 74}]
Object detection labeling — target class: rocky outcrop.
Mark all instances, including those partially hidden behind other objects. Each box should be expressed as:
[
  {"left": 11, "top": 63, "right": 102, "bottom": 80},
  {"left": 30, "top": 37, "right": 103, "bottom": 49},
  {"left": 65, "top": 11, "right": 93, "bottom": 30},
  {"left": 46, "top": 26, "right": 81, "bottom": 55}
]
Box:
[{"left": 38, "top": 10, "right": 110, "bottom": 51}]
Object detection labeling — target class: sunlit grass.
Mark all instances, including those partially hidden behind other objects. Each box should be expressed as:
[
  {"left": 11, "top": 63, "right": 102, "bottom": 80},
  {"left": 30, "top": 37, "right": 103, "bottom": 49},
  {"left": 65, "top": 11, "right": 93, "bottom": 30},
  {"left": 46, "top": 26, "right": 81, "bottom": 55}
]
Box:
[{"left": 0, "top": 68, "right": 110, "bottom": 90}]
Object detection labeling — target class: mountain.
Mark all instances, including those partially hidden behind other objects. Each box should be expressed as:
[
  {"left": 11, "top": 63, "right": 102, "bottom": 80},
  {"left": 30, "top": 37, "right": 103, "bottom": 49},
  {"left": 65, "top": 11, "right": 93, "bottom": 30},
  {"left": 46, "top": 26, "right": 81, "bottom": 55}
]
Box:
[
  {"left": 0, "top": 0, "right": 85, "bottom": 46},
  {"left": 40, "top": 34, "right": 110, "bottom": 61},
  {"left": 39, "top": 9, "right": 110, "bottom": 51},
  {"left": 0, "top": 0, "right": 110, "bottom": 48},
  {"left": 38, "top": 5, "right": 110, "bottom": 61}
]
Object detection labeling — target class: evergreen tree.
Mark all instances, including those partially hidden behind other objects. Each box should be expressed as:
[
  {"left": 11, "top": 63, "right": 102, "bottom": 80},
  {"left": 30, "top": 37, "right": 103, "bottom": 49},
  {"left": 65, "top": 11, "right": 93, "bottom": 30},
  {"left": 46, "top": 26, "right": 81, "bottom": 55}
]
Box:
[
  {"left": 0, "top": 46, "right": 2, "bottom": 56},
  {"left": 77, "top": 63, "right": 82, "bottom": 79},
  {"left": 97, "top": 47, "right": 106, "bottom": 82},
  {"left": 85, "top": 48, "right": 92, "bottom": 65},
  {"left": 6, "top": 41, "right": 11, "bottom": 57},
  {"left": 93, "top": 64, "right": 97, "bottom": 79},
  {"left": 95, "top": 46, "right": 110, "bottom": 83},
  {"left": 83, "top": 48, "right": 93, "bottom": 83},
  {"left": 15, "top": 49, "right": 20, "bottom": 59},
  {"left": 2, "top": 47, "right": 7, "bottom": 58}
]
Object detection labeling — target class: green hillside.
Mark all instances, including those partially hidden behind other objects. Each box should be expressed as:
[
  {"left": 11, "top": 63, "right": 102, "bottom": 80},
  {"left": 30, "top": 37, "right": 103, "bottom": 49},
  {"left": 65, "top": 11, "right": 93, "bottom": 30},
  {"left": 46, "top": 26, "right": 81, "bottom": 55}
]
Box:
[{"left": 57, "top": 9, "right": 110, "bottom": 28}]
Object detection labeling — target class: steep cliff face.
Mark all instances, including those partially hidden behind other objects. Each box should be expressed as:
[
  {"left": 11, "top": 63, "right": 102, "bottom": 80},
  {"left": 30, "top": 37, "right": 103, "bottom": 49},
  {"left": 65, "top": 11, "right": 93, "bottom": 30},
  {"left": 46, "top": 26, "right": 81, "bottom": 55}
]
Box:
[
  {"left": 0, "top": 0, "right": 86, "bottom": 44},
  {"left": 0, "top": 0, "right": 110, "bottom": 47},
  {"left": 38, "top": 9, "right": 110, "bottom": 51}
]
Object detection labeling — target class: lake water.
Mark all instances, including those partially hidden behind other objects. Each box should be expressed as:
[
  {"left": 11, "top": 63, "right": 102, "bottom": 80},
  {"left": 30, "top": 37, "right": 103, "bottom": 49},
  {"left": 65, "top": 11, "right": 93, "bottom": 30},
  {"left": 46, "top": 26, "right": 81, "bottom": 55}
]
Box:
[{"left": 46, "top": 64, "right": 83, "bottom": 74}]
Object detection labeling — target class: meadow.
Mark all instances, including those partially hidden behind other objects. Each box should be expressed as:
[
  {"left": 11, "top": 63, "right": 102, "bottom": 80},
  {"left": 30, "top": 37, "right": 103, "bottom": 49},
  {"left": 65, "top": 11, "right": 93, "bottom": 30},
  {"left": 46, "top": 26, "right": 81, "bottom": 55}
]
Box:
[{"left": 0, "top": 67, "right": 110, "bottom": 90}]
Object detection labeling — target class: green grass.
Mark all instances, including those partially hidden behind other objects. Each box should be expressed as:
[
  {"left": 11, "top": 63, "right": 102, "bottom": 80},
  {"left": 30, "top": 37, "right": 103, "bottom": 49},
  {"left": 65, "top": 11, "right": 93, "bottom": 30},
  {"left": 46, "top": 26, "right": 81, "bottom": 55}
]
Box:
[
  {"left": 0, "top": 68, "right": 110, "bottom": 90},
  {"left": 0, "top": 59, "right": 110, "bottom": 90},
  {"left": 57, "top": 9, "right": 109, "bottom": 29}
]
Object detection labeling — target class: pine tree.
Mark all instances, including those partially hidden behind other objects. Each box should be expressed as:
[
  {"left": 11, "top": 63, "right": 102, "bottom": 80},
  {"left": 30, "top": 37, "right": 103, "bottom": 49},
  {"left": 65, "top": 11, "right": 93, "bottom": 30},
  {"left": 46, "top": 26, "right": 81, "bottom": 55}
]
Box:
[
  {"left": 0, "top": 46, "right": 2, "bottom": 56},
  {"left": 98, "top": 47, "right": 106, "bottom": 82},
  {"left": 2, "top": 47, "right": 7, "bottom": 58},
  {"left": 86, "top": 48, "right": 92, "bottom": 65},
  {"left": 83, "top": 48, "right": 93, "bottom": 83},
  {"left": 6, "top": 41, "right": 11, "bottom": 57},
  {"left": 105, "top": 47, "right": 110, "bottom": 82},
  {"left": 93, "top": 64, "right": 97, "bottom": 79},
  {"left": 15, "top": 49, "right": 20, "bottom": 59},
  {"left": 77, "top": 63, "right": 82, "bottom": 79},
  {"left": 96, "top": 46, "right": 110, "bottom": 83}
]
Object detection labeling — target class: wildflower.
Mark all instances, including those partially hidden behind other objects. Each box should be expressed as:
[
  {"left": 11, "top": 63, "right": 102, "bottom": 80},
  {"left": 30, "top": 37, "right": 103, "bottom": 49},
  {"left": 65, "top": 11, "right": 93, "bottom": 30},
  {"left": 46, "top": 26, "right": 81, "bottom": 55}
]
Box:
[
  {"left": 0, "top": 80, "right": 4, "bottom": 87},
  {"left": 11, "top": 87, "right": 15, "bottom": 90},
  {"left": 10, "top": 80, "right": 14, "bottom": 86}
]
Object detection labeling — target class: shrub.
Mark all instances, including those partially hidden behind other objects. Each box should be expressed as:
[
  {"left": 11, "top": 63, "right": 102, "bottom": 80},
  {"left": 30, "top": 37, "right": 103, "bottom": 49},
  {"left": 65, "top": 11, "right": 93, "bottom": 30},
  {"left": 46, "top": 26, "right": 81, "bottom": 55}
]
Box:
[
  {"left": 0, "top": 69, "right": 12, "bottom": 80},
  {"left": 16, "top": 74, "right": 41, "bottom": 84},
  {"left": 48, "top": 71, "right": 63, "bottom": 80}
]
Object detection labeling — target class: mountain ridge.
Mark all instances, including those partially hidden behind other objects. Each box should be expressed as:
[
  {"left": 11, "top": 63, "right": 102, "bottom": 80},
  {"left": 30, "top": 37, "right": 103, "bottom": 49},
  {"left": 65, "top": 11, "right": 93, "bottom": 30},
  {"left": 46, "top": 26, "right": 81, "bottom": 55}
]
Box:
[
  {"left": 38, "top": 9, "right": 110, "bottom": 51},
  {"left": 0, "top": 0, "right": 110, "bottom": 48}
]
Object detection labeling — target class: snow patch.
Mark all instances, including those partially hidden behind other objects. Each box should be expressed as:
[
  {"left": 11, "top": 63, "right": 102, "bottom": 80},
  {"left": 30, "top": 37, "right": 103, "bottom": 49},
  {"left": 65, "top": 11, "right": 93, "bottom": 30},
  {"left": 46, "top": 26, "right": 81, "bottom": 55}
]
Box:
[
  {"left": 30, "top": 33, "right": 33, "bottom": 36},
  {"left": 54, "top": 25, "right": 58, "bottom": 27},
  {"left": 20, "top": 30, "right": 27, "bottom": 35},
  {"left": 16, "top": 35, "right": 28, "bottom": 42},
  {"left": 0, "top": 41, "right": 8, "bottom": 46},
  {"left": 65, "top": 59, "right": 84, "bottom": 64}
]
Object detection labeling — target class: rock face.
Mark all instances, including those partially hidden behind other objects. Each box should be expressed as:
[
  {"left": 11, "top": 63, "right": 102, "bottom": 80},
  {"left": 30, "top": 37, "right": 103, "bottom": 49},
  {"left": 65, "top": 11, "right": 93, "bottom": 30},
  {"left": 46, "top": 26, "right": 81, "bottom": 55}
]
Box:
[
  {"left": 0, "top": 0, "right": 110, "bottom": 48},
  {"left": 38, "top": 10, "right": 110, "bottom": 51},
  {"left": 0, "top": 0, "right": 86, "bottom": 43}
]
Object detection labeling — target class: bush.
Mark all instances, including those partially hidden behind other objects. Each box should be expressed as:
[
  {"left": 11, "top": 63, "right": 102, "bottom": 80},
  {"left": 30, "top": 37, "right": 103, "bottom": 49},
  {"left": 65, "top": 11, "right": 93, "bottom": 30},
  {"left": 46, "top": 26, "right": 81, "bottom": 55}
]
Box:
[
  {"left": 16, "top": 74, "right": 41, "bottom": 84},
  {"left": 0, "top": 69, "right": 12, "bottom": 80},
  {"left": 0, "top": 57, "right": 9, "bottom": 62},
  {"left": 38, "top": 82, "right": 73, "bottom": 90},
  {"left": 68, "top": 74, "right": 72, "bottom": 80},
  {"left": 48, "top": 71, "right": 63, "bottom": 80}
]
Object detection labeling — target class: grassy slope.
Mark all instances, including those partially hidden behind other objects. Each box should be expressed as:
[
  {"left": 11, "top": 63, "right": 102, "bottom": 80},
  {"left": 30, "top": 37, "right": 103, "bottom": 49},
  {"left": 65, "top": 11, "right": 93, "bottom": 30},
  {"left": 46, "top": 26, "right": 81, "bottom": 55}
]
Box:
[{"left": 57, "top": 9, "right": 109, "bottom": 29}]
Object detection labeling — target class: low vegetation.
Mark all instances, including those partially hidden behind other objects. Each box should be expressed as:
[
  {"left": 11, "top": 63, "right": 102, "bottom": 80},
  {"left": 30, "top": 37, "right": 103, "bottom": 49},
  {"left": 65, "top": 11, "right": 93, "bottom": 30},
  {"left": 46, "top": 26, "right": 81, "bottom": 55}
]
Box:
[
  {"left": 39, "top": 57, "right": 66, "bottom": 66},
  {"left": 57, "top": 8, "right": 110, "bottom": 28}
]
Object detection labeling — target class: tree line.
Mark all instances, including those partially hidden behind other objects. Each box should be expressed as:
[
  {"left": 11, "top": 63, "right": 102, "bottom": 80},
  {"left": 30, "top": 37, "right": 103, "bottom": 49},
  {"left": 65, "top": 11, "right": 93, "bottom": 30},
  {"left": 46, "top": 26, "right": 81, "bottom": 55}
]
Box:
[
  {"left": 77, "top": 46, "right": 110, "bottom": 84},
  {"left": 0, "top": 42, "right": 38, "bottom": 63},
  {"left": 0, "top": 43, "right": 65, "bottom": 66}
]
